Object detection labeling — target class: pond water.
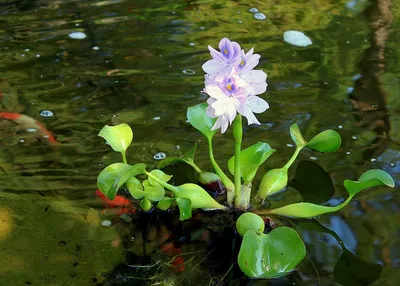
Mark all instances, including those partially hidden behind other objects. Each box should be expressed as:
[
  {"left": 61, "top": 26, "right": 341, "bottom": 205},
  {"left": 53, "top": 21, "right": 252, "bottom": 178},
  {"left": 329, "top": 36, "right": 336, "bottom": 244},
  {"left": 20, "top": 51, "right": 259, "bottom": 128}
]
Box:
[{"left": 0, "top": 0, "right": 399, "bottom": 285}]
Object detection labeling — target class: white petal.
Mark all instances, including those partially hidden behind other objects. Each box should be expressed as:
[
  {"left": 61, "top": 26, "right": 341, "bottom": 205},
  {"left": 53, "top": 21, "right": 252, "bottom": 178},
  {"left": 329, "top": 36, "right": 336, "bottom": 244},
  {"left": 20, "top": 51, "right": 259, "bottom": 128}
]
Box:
[
  {"left": 242, "top": 70, "right": 267, "bottom": 83},
  {"left": 208, "top": 45, "right": 224, "bottom": 61},
  {"left": 220, "top": 115, "right": 229, "bottom": 133},
  {"left": 202, "top": 59, "right": 224, "bottom": 75},
  {"left": 243, "top": 105, "right": 261, "bottom": 125},
  {"left": 250, "top": 82, "right": 268, "bottom": 95},
  {"left": 211, "top": 116, "right": 222, "bottom": 131},
  {"left": 205, "top": 85, "right": 227, "bottom": 100},
  {"left": 247, "top": 96, "right": 269, "bottom": 113},
  {"left": 211, "top": 98, "right": 233, "bottom": 116},
  {"left": 206, "top": 104, "right": 217, "bottom": 118},
  {"left": 227, "top": 105, "right": 237, "bottom": 123}
]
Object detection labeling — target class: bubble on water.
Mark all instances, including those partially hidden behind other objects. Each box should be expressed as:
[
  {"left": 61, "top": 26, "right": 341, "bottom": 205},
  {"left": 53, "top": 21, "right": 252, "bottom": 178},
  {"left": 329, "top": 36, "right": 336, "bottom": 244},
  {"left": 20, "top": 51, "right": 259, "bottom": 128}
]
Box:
[
  {"left": 338, "top": 125, "right": 343, "bottom": 129},
  {"left": 346, "top": 41, "right": 350, "bottom": 44},
  {"left": 200, "top": 26, "right": 205, "bottom": 30},
  {"left": 249, "top": 8, "right": 259, "bottom": 13},
  {"left": 352, "top": 136, "right": 358, "bottom": 140},
  {"left": 153, "top": 152, "right": 166, "bottom": 160},
  {"left": 40, "top": 110, "right": 54, "bottom": 117},
  {"left": 171, "top": 145, "right": 180, "bottom": 150},
  {"left": 253, "top": 12, "right": 267, "bottom": 20},
  {"left": 390, "top": 163, "right": 396, "bottom": 167},
  {"left": 370, "top": 158, "right": 377, "bottom": 162},
  {"left": 25, "top": 48, "right": 30, "bottom": 52},
  {"left": 36, "top": 54, "right": 40, "bottom": 58},
  {"left": 237, "top": 20, "right": 243, "bottom": 24},
  {"left": 182, "top": 69, "right": 195, "bottom": 75},
  {"left": 371, "top": 104, "right": 378, "bottom": 108},
  {"left": 153, "top": 116, "right": 161, "bottom": 120},
  {"left": 286, "top": 143, "right": 294, "bottom": 148},
  {"left": 310, "top": 156, "right": 318, "bottom": 161},
  {"left": 346, "top": 151, "right": 351, "bottom": 155},
  {"left": 69, "top": 32, "right": 87, "bottom": 40},
  {"left": 92, "top": 46, "right": 100, "bottom": 50},
  {"left": 21, "top": 54, "right": 25, "bottom": 57},
  {"left": 26, "top": 128, "right": 37, "bottom": 133},
  {"left": 101, "top": 220, "right": 112, "bottom": 227},
  {"left": 19, "top": 139, "right": 25, "bottom": 143},
  {"left": 347, "top": 87, "right": 354, "bottom": 93},
  {"left": 189, "top": 42, "right": 195, "bottom": 46}
]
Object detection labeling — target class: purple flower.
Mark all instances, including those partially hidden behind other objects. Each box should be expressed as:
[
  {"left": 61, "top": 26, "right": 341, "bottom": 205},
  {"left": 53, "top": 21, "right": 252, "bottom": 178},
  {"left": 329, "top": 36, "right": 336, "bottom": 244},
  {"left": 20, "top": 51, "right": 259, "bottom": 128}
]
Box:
[
  {"left": 202, "top": 38, "right": 269, "bottom": 132},
  {"left": 202, "top": 38, "right": 241, "bottom": 80}
]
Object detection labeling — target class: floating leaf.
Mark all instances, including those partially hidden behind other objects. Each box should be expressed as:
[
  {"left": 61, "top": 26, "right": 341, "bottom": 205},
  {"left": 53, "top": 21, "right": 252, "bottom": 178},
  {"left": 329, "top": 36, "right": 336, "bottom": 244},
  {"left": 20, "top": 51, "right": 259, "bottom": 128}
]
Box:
[
  {"left": 228, "top": 142, "right": 276, "bottom": 182},
  {"left": 187, "top": 103, "right": 217, "bottom": 140},
  {"left": 344, "top": 169, "right": 395, "bottom": 196},
  {"left": 176, "top": 198, "right": 192, "bottom": 221},
  {"left": 174, "top": 183, "right": 226, "bottom": 210},
  {"left": 290, "top": 124, "right": 307, "bottom": 147},
  {"left": 257, "top": 168, "right": 288, "bottom": 199},
  {"left": 126, "top": 176, "right": 145, "bottom": 199},
  {"left": 236, "top": 213, "right": 265, "bottom": 236},
  {"left": 140, "top": 197, "right": 152, "bottom": 211},
  {"left": 283, "top": 30, "right": 312, "bottom": 47},
  {"left": 98, "top": 123, "right": 133, "bottom": 153},
  {"left": 142, "top": 186, "right": 165, "bottom": 202},
  {"left": 291, "top": 161, "right": 335, "bottom": 204},
  {"left": 307, "top": 130, "right": 341, "bottom": 153},
  {"left": 238, "top": 227, "right": 306, "bottom": 278},
  {"left": 156, "top": 197, "right": 174, "bottom": 211},
  {"left": 266, "top": 169, "right": 395, "bottom": 218},
  {"left": 97, "top": 163, "right": 130, "bottom": 200},
  {"left": 148, "top": 170, "right": 172, "bottom": 188},
  {"left": 157, "top": 144, "right": 201, "bottom": 172}
]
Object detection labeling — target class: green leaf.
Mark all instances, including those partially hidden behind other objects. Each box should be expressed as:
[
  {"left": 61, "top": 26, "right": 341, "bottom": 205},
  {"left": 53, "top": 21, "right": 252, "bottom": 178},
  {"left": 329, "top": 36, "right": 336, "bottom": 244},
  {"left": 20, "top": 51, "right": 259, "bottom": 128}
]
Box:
[
  {"left": 307, "top": 130, "right": 341, "bottom": 153},
  {"left": 174, "top": 183, "right": 226, "bottom": 210},
  {"left": 98, "top": 123, "right": 133, "bottom": 153},
  {"left": 344, "top": 169, "right": 395, "bottom": 196},
  {"left": 97, "top": 163, "right": 130, "bottom": 200},
  {"left": 290, "top": 124, "right": 307, "bottom": 147},
  {"left": 148, "top": 170, "right": 172, "bottom": 188},
  {"left": 126, "top": 176, "right": 145, "bottom": 199},
  {"left": 143, "top": 186, "right": 165, "bottom": 202},
  {"left": 238, "top": 227, "right": 306, "bottom": 278},
  {"left": 228, "top": 142, "right": 276, "bottom": 182},
  {"left": 156, "top": 197, "right": 174, "bottom": 211},
  {"left": 140, "top": 197, "right": 152, "bottom": 211},
  {"left": 175, "top": 198, "right": 192, "bottom": 221},
  {"left": 157, "top": 144, "right": 200, "bottom": 172},
  {"left": 109, "top": 163, "right": 147, "bottom": 197},
  {"left": 236, "top": 213, "right": 265, "bottom": 236},
  {"left": 187, "top": 103, "right": 217, "bottom": 140},
  {"left": 257, "top": 168, "right": 288, "bottom": 199}
]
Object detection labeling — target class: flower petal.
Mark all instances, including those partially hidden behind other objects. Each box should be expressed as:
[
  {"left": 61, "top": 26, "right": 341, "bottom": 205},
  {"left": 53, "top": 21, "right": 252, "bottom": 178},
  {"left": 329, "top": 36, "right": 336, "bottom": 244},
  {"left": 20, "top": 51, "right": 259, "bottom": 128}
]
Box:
[
  {"left": 208, "top": 45, "right": 224, "bottom": 61},
  {"left": 202, "top": 59, "right": 224, "bottom": 75},
  {"left": 205, "top": 85, "right": 227, "bottom": 100},
  {"left": 211, "top": 98, "right": 234, "bottom": 116},
  {"left": 242, "top": 70, "right": 267, "bottom": 83},
  {"left": 250, "top": 82, "right": 268, "bottom": 96},
  {"left": 242, "top": 105, "right": 261, "bottom": 125},
  {"left": 220, "top": 115, "right": 229, "bottom": 133},
  {"left": 211, "top": 116, "right": 222, "bottom": 131},
  {"left": 206, "top": 104, "right": 217, "bottom": 118},
  {"left": 247, "top": 96, "right": 269, "bottom": 113}
]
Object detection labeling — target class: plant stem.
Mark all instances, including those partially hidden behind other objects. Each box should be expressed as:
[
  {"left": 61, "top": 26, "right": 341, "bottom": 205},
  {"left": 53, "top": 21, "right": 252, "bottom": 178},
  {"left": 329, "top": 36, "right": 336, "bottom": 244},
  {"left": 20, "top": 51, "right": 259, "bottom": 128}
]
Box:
[
  {"left": 145, "top": 171, "right": 179, "bottom": 194},
  {"left": 207, "top": 137, "right": 235, "bottom": 205},
  {"left": 282, "top": 145, "right": 303, "bottom": 171},
  {"left": 232, "top": 115, "right": 244, "bottom": 209},
  {"left": 122, "top": 152, "right": 127, "bottom": 164},
  {"left": 189, "top": 161, "right": 202, "bottom": 174}
]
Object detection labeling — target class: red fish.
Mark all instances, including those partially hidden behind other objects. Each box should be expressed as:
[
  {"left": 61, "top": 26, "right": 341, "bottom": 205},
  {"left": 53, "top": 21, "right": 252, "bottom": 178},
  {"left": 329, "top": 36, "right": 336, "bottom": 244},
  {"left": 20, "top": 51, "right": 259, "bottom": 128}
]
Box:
[
  {"left": 0, "top": 112, "right": 57, "bottom": 143},
  {"left": 160, "top": 242, "right": 185, "bottom": 273},
  {"left": 95, "top": 189, "right": 136, "bottom": 216}
]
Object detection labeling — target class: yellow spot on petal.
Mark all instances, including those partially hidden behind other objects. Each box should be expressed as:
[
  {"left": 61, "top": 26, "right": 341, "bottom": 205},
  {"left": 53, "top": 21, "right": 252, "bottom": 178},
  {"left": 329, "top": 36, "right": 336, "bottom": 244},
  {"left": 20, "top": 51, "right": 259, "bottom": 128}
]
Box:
[
  {"left": 226, "top": 83, "right": 232, "bottom": 90},
  {"left": 224, "top": 49, "right": 228, "bottom": 55},
  {"left": 240, "top": 60, "right": 245, "bottom": 66}
]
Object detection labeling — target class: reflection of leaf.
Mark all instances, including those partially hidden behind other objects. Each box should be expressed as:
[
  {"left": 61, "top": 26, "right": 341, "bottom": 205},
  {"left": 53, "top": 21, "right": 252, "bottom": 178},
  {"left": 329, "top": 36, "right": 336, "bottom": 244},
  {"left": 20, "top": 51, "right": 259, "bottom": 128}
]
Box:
[
  {"left": 238, "top": 227, "right": 305, "bottom": 278},
  {"left": 334, "top": 249, "right": 382, "bottom": 286},
  {"left": 290, "top": 161, "right": 334, "bottom": 204},
  {"left": 228, "top": 142, "right": 275, "bottom": 182}
]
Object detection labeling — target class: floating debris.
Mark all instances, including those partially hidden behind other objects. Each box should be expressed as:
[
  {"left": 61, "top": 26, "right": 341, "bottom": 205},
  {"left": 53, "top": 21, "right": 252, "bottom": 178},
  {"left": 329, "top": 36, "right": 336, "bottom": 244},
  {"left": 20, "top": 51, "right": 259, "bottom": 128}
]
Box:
[
  {"left": 351, "top": 136, "right": 358, "bottom": 140},
  {"left": 92, "top": 46, "right": 100, "bottom": 50},
  {"left": 153, "top": 116, "right": 161, "bottom": 120},
  {"left": 182, "top": 69, "right": 195, "bottom": 75},
  {"left": 253, "top": 12, "right": 267, "bottom": 20},
  {"left": 237, "top": 20, "right": 243, "bottom": 24},
  {"left": 153, "top": 152, "right": 166, "bottom": 160},
  {"left": 283, "top": 30, "right": 312, "bottom": 47},
  {"left": 26, "top": 128, "right": 37, "bottom": 133},
  {"left": 286, "top": 143, "right": 294, "bottom": 148},
  {"left": 189, "top": 42, "right": 195, "bottom": 46},
  {"left": 346, "top": 151, "right": 351, "bottom": 155},
  {"left": 338, "top": 125, "right": 343, "bottom": 129},
  {"left": 25, "top": 48, "right": 30, "bottom": 52},
  {"left": 370, "top": 158, "right": 377, "bottom": 162},
  {"left": 68, "top": 32, "right": 87, "bottom": 40},
  {"left": 248, "top": 8, "right": 259, "bottom": 13},
  {"left": 101, "top": 220, "right": 112, "bottom": 227},
  {"left": 36, "top": 54, "right": 41, "bottom": 58},
  {"left": 40, "top": 110, "right": 54, "bottom": 117},
  {"left": 310, "top": 156, "right": 318, "bottom": 161}
]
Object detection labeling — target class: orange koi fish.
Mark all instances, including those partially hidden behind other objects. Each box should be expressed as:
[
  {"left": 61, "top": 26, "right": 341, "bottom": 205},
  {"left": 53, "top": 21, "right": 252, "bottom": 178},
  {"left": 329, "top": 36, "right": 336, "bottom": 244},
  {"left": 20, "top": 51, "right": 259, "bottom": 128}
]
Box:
[{"left": 95, "top": 189, "right": 136, "bottom": 216}]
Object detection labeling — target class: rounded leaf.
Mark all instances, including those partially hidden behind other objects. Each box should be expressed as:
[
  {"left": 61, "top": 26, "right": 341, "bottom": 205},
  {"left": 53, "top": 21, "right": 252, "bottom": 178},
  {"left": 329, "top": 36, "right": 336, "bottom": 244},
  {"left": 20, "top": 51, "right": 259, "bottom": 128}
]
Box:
[
  {"left": 238, "top": 227, "right": 306, "bottom": 278},
  {"left": 148, "top": 170, "right": 172, "bottom": 188},
  {"left": 236, "top": 213, "right": 265, "bottom": 236},
  {"left": 344, "top": 169, "right": 395, "bottom": 196},
  {"left": 126, "top": 176, "right": 145, "bottom": 199},
  {"left": 187, "top": 103, "right": 217, "bottom": 140},
  {"left": 174, "top": 183, "right": 226, "bottom": 210},
  {"left": 97, "top": 163, "right": 131, "bottom": 200},
  {"left": 156, "top": 197, "right": 174, "bottom": 211},
  {"left": 140, "top": 198, "right": 152, "bottom": 212},
  {"left": 98, "top": 123, "right": 133, "bottom": 153},
  {"left": 307, "top": 130, "right": 341, "bottom": 153}
]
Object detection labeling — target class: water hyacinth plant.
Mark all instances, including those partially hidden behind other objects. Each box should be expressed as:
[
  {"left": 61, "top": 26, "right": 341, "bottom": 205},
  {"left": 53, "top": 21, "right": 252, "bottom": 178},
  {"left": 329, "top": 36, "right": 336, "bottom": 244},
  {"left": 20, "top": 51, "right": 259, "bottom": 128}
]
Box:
[{"left": 96, "top": 38, "right": 395, "bottom": 279}]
